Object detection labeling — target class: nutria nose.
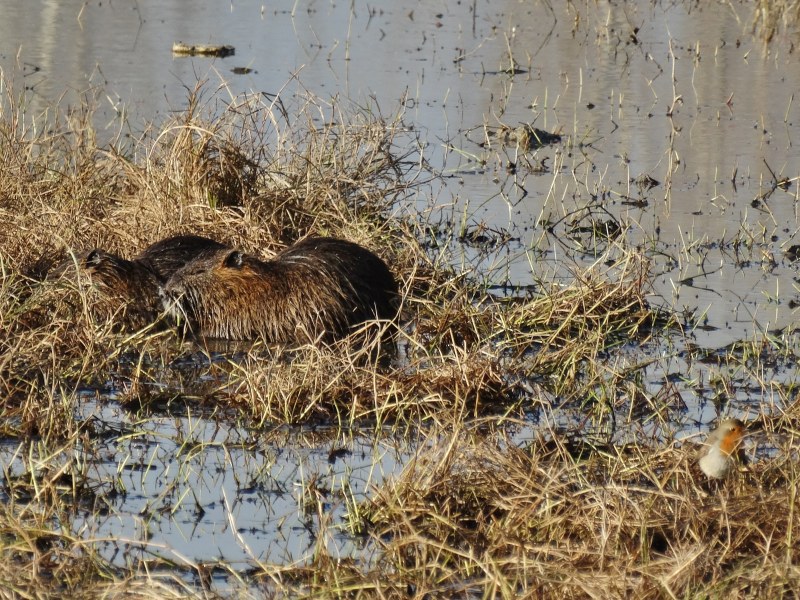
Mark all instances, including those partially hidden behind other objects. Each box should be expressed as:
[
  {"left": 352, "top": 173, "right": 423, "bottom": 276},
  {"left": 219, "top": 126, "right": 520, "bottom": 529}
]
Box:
[
  {"left": 159, "top": 284, "right": 181, "bottom": 312},
  {"left": 162, "top": 278, "right": 184, "bottom": 297},
  {"left": 158, "top": 284, "right": 176, "bottom": 303}
]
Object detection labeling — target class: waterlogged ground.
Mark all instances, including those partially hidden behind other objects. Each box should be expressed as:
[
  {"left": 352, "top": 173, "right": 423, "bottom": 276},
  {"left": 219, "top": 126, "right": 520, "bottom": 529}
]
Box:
[
  {"left": 3, "top": 0, "right": 800, "bottom": 592},
  {"left": 4, "top": 395, "right": 411, "bottom": 577}
]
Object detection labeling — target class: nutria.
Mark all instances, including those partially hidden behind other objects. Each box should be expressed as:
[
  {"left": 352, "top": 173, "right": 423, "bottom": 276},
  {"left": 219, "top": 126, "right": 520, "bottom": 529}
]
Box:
[
  {"left": 51, "top": 235, "right": 229, "bottom": 330},
  {"left": 162, "top": 237, "right": 399, "bottom": 343}
]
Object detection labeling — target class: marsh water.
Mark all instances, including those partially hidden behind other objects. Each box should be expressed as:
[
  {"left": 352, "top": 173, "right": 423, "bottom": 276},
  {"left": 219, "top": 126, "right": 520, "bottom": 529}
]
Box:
[{"left": 3, "top": 0, "right": 800, "bottom": 587}]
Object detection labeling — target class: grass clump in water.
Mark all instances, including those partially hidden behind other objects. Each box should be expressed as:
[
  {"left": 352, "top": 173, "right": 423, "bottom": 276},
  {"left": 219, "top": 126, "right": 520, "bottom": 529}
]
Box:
[
  {"left": 0, "top": 69, "right": 665, "bottom": 429},
  {"left": 276, "top": 420, "right": 800, "bottom": 599}
]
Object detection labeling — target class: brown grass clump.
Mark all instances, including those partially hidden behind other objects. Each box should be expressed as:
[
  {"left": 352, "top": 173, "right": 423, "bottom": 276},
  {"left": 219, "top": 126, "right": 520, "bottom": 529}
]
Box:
[
  {"left": 0, "top": 77, "right": 418, "bottom": 277},
  {"left": 752, "top": 0, "right": 800, "bottom": 44},
  {"left": 191, "top": 250, "right": 661, "bottom": 427},
  {"left": 284, "top": 423, "right": 797, "bottom": 599},
  {"left": 0, "top": 73, "right": 431, "bottom": 426},
  {"left": 0, "top": 67, "right": 664, "bottom": 430}
]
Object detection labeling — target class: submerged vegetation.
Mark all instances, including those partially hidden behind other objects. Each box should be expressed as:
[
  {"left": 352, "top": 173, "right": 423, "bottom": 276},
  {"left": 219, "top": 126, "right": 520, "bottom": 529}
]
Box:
[{"left": 3, "top": 2, "right": 800, "bottom": 597}]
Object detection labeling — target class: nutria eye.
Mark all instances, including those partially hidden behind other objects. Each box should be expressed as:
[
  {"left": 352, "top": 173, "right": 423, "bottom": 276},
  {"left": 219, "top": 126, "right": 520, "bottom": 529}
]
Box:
[{"left": 223, "top": 251, "right": 244, "bottom": 269}]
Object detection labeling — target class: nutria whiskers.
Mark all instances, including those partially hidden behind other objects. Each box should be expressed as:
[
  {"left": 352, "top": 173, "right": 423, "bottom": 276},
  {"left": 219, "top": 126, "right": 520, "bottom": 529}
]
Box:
[{"left": 163, "top": 237, "right": 398, "bottom": 343}]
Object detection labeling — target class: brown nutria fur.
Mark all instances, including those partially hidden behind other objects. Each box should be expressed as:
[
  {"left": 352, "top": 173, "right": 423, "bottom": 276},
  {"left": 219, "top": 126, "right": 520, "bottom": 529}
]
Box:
[
  {"left": 50, "top": 235, "right": 229, "bottom": 330},
  {"left": 163, "top": 237, "right": 399, "bottom": 343},
  {"left": 77, "top": 249, "right": 166, "bottom": 329},
  {"left": 134, "top": 235, "right": 229, "bottom": 283}
]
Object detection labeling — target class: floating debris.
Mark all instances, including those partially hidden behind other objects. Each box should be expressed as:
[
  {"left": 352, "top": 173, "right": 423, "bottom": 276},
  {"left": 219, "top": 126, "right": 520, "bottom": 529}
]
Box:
[
  {"left": 632, "top": 173, "right": 660, "bottom": 190},
  {"left": 231, "top": 66, "right": 254, "bottom": 75},
  {"left": 785, "top": 244, "right": 800, "bottom": 262},
  {"left": 172, "top": 42, "right": 235, "bottom": 57},
  {"left": 621, "top": 197, "right": 649, "bottom": 208},
  {"left": 567, "top": 218, "right": 622, "bottom": 242},
  {"left": 458, "top": 225, "right": 516, "bottom": 248},
  {"left": 488, "top": 124, "right": 562, "bottom": 150},
  {"left": 499, "top": 65, "right": 528, "bottom": 75}
]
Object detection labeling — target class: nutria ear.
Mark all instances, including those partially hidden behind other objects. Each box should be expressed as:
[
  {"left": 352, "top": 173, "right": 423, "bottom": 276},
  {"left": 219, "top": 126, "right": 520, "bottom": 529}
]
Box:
[
  {"left": 223, "top": 250, "right": 244, "bottom": 269},
  {"left": 85, "top": 249, "right": 104, "bottom": 267}
]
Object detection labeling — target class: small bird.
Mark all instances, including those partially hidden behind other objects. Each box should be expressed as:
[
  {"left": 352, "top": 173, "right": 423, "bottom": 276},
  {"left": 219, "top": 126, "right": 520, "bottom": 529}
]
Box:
[{"left": 698, "top": 418, "right": 747, "bottom": 479}]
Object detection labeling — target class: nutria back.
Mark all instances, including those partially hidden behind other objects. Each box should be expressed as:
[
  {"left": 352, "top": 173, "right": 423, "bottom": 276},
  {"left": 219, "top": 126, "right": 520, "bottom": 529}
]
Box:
[
  {"left": 135, "top": 235, "right": 229, "bottom": 283},
  {"left": 163, "top": 237, "right": 399, "bottom": 342}
]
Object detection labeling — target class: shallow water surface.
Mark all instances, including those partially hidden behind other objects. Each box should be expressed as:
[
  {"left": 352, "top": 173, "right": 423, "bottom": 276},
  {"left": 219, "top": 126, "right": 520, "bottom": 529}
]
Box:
[{"left": 2, "top": 393, "right": 416, "bottom": 581}]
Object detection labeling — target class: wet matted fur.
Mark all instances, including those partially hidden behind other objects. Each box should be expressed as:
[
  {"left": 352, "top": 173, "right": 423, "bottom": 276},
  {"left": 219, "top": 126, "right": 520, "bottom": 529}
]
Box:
[{"left": 50, "top": 235, "right": 229, "bottom": 331}]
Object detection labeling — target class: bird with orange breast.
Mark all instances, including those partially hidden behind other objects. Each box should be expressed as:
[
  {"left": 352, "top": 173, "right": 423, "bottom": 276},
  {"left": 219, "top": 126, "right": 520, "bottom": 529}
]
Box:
[{"left": 698, "top": 418, "right": 747, "bottom": 479}]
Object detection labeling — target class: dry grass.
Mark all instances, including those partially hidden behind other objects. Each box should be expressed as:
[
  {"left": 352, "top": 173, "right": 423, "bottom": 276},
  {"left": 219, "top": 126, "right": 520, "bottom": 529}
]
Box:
[
  {"left": 0, "top": 78, "right": 418, "bottom": 274},
  {"left": 206, "top": 250, "right": 661, "bottom": 429},
  {"left": 281, "top": 414, "right": 799, "bottom": 599},
  {"left": 0, "top": 72, "right": 661, "bottom": 432},
  {"left": 753, "top": 0, "right": 800, "bottom": 43}
]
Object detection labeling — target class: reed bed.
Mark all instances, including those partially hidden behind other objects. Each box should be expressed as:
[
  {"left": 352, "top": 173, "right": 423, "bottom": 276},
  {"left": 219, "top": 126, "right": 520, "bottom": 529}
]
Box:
[{"left": 0, "top": 72, "right": 662, "bottom": 432}]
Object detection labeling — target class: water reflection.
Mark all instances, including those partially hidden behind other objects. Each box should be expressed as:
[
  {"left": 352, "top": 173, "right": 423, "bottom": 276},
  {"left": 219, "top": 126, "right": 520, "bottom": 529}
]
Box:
[{"left": 2, "top": 395, "right": 415, "bottom": 574}]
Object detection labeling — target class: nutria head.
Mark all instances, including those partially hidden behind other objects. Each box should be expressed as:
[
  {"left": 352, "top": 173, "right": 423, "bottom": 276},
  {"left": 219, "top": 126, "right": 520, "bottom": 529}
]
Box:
[
  {"left": 46, "top": 237, "right": 232, "bottom": 332},
  {"left": 84, "top": 250, "right": 156, "bottom": 291},
  {"left": 163, "top": 237, "right": 398, "bottom": 343},
  {"left": 163, "top": 246, "right": 318, "bottom": 341},
  {"left": 80, "top": 249, "right": 164, "bottom": 329}
]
